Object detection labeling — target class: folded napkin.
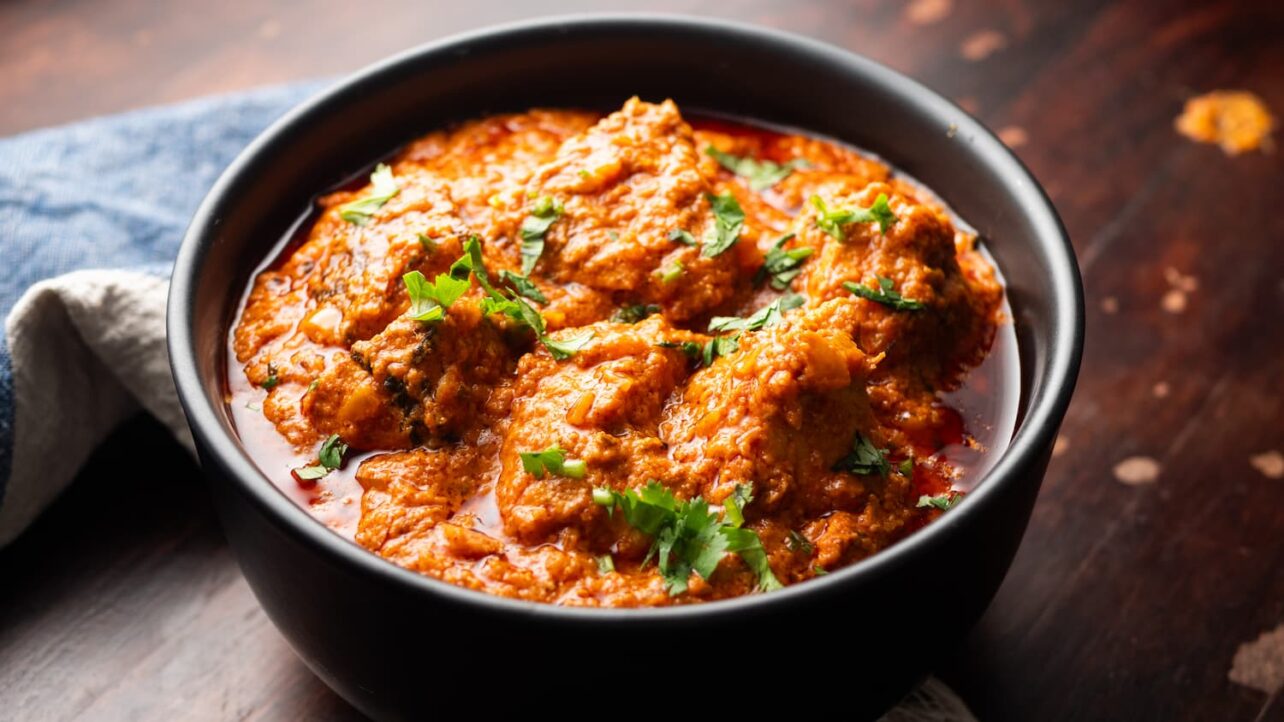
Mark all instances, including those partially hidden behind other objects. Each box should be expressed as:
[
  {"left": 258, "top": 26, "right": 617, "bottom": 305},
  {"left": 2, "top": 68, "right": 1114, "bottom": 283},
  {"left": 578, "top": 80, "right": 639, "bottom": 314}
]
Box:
[{"left": 0, "top": 84, "right": 974, "bottom": 721}]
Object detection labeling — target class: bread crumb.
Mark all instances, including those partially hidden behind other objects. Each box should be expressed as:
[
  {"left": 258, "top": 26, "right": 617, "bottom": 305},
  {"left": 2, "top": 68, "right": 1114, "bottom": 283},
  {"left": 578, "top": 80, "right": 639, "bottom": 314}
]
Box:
[
  {"left": 961, "top": 30, "right": 1007, "bottom": 61},
  {"left": 1250, "top": 451, "right": 1284, "bottom": 479},
  {"left": 1176, "top": 90, "right": 1275, "bottom": 155},
  {"left": 1229, "top": 623, "right": 1284, "bottom": 695},
  {"left": 1161, "top": 288, "right": 1187, "bottom": 313},
  {"left": 998, "top": 126, "right": 1028, "bottom": 148},
  {"left": 906, "top": 0, "right": 953, "bottom": 25},
  {"left": 1114, "top": 456, "right": 1161, "bottom": 485}
]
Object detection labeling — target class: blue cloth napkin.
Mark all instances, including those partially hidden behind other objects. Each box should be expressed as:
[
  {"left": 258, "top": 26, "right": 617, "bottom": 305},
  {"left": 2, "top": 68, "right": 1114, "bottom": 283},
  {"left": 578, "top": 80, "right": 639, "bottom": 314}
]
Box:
[{"left": 0, "top": 81, "right": 322, "bottom": 543}]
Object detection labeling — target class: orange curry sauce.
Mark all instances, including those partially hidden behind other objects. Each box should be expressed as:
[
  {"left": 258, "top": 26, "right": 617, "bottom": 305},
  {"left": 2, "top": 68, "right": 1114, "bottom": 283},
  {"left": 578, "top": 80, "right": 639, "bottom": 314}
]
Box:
[{"left": 227, "top": 98, "right": 1018, "bottom": 607}]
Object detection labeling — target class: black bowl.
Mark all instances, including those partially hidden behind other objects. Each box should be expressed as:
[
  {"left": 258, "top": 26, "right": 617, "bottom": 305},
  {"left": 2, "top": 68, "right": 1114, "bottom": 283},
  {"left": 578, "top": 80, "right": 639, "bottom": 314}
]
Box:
[{"left": 168, "top": 14, "right": 1082, "bottom": 720}]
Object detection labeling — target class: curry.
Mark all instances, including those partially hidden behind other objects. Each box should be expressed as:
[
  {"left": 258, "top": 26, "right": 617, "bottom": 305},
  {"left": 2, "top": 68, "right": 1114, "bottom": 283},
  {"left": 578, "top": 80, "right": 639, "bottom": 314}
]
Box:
[{"left": 227, "top": 98, "right": 1014, "bottom": 606}]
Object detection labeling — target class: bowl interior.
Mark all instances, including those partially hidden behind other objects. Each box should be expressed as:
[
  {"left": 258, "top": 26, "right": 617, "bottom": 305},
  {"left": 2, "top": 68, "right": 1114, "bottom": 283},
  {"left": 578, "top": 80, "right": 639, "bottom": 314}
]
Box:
[{"left": 171, "top": 15, "right": 1081, "bottom": 612}]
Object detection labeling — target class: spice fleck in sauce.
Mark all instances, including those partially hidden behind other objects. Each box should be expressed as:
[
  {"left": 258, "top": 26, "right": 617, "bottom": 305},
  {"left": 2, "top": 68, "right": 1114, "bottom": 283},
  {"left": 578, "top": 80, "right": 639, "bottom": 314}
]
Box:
[{"left": 227, "top": 98, "right": 1017, "bottom": 606}]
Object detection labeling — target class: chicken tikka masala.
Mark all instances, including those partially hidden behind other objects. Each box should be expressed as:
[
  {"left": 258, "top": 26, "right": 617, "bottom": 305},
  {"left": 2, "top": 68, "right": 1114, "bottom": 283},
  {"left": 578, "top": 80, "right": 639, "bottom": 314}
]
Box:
[{"left": 228, "top": 98, "right": 1014, "bottom": 607}]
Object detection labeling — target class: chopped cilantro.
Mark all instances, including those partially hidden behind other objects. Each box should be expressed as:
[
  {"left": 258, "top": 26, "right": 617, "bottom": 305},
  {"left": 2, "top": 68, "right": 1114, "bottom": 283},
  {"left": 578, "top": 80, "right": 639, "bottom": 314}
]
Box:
[
  {"left": 655, "top": 260, "right": 684, "bottom": 284},
  {"left": 593, "top": 480, "right": 781, "bottom": 595},
  {"left": 499, "top": 269, "right": 548, "bottom": 304},
  {"left": 452, "top": 237, "right": 587, "bottom": 359},
  {"left": 707, "top": 293, "right": 803, "bottom": 333},
  {"left": 402, "top": 270, "right": 469, "bottom": 322},
  {"left": 810, "top": 193, "right": 897, "bottom": 239},
  {"left": 339, "top": 163, "right": 400, "bottom": 225},
  {"left": 612, "top": 304, "right": 662, "bottom": 323},
  {"left": 318, "top": 434, "right": 348, "bottom": 471},
  {"left": 293, "top": 434, "right": 347, "bottom": 481},
  {"left": 702, "top": 192, "right": 745, "bottom": 258},
  {"left": 519, "top": 196, "right": 563, "bottom": 275},
  {"left": 755, "top": 233, "right": 813, "bottom": 290},
  {"left": 917, "top": 493, "right": 962, "bottom": 511},
  {"left": 723, "top": 482, "right": 754, "bottom": 528},
  {"left": 844, "top": 276, "right": 924, "bottom": 311},
  {"left": 899, "top": 458, "right": 914, "bottom": 477},
  {"left": 833, "top": 432, "right": 891, "bottom": 477},
  {"left": 706, "top": 145, "right": 808, "bottom": 191},
  {"left": 668, "top": 229, "right": 697, "bottom": 246},
  {"left": 262, "top": 362, "right": 279, "bottom": 390},
  {"left": 786, "top": 530, "right": 814, "bottom": 555},
  {"left": 813, "top": 566, "right": 829, "bottom": 576},
  {"left": 519, "top": 446, "right": 587, "bottom": 479},
  {"left": 417, "top": 233, "right": 437, "bottom": 253},
  {"left": 702, "top": 334, "right": 740, "bottom": 366}
]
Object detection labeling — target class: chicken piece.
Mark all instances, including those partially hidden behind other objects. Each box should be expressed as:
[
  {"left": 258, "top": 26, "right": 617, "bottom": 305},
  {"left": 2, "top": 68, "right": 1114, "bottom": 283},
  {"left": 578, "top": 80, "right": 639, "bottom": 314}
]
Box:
[
  {"left": 496, "top": 317, "right": 700, "bottom": 545},
  {"left": 518, "top": 97, "right": 758, "bottom": 322},
  {"left": 792, "top": 180, "right": 1001, "bottom": 389},
  {"left": 303, "top": 300, "right": 515, "bottom": 450}
]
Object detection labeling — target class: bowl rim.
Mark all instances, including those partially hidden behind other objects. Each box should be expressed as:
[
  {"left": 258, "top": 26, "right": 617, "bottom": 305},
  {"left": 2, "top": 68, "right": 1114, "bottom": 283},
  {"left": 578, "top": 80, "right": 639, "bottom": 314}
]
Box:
[{"left": 168, "top": 12, "right": 1084, "bottom": 622}]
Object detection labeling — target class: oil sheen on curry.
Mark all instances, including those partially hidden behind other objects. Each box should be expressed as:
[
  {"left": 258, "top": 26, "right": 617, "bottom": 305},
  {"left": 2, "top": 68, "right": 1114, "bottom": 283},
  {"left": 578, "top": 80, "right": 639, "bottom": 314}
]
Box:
[{"left": 228, "top": 98, "right": 1017, "bottom": 607}]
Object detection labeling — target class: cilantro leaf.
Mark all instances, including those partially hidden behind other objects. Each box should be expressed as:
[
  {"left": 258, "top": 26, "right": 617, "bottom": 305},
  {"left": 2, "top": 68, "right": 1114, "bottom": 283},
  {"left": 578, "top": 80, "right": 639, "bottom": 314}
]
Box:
[
  {"left": 262, "top": 362, "right": 279, "bottom": 390},
  {"left": 708, "top": 293, "right": 803, "bottom": 333},
  {"left": 703, "top": 334, "right": 740, "bottom": 366},
  {"left": 593, "top": 480, "right": 781, "bottom": 596},
  {"left": 810, "top": 193, "right": 898, "bottom": 239},
  {"left": 654, "top": 260, "right": 684, "bottom": 284},
  {"left": 519, "top": 446, "right": 587, "bottom": 479},
  {"left": 499, "top": 269, "right": 548, "bottom": 304},
  {"left": 339, "top": 163, "right": 400, "bottom": 225},
  {"left": 543, "top": 330, "right": 594, "bottom": 360},
  {"left": 403, "top": 270, "right": 469, "bottom": 322},
  {"left": 293, "top": 433, "right": 347, "bottom": 481},
  {"left": 833, "top": 433, "right": 891, "bottom": 477},
  {"left": 843, "top": 276, "right": 924, "bottom": 311},
  {"left": 668, "top": 229, "right": 698, "bottom": 246},
  {"left": 451, "top": 236, "right": 586, "bottom": 360},
  {"left": 721, "top": 526, "right": 783, "bottom": 592},
  {"left": 318, "top": 434, "right": 348, "bottom": 471},
  {"left": 786, "top": 530, "right": 814, "bottom": 555},
  {"left": 706, "top": 146, "right": 808, "bottom": 191},
  {"left": 612, "top": 304, "right": 662, "bottom": 323},
  {"left": 917, "top": 493, "right": 962, "bottom": 511},
  {"left": 755, "top": 233, "right": 813, "bottom": 290},
  {"left": 723, "top": 482, "right": 754, "bottom": 528},
  {"left": 519, "top": 196, "right": 563, "bottom": 275},
  {"left": 702, "top": 192, "right": 745, "bottom": 258}
]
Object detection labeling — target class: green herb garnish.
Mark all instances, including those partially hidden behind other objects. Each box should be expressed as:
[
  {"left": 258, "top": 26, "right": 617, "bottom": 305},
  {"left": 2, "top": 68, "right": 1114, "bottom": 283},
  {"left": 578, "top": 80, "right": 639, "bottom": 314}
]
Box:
[
  {"left": 833, "top": 433, "right": 891, "bottom": 477},
  {"left": 339, "top": 163, "right": 400, "bottom": 225},
  {"left": 612, "top": 304, "right": 662, "bottom": 323},
  {"left": 262, "top": 362, "right": 279, "bottom": 390},
  {"left": 668, "top": 229, "right": 697, "bottom": 246},
  {"left": 499, "top": 269, "right": 548, "bottom": 304},
  {"left": 519, "top": 196, "right": 563, "bottom": 275},
  {"left": 708, "top": 293, "right": 803, "bottom": 333},
  {"left": 723, "top": 482, "right": 754, "bottom": 528},
  {"left": 786, "top": 530, "right": 814, "bottom": 555},
  {"left": 702, "top": 192, "right": 745, "bottom": 258},
  {"left": 899, "top": 458, "right": 914, "bottom": 477},
  {"left": 706, "top": 145, "right": 808, "bottom": 191},
  {"left": 294, "top": 433, "right": 348, "bottom": 480},
  {"left": 597, "top": 555, "right": 615, "bottom": 574},
  {"left": 917, "top": 493, "right": 962, "bottom": 511},
  {"left": 593, "top": 480, "right": 782, "bottom": 595},
  {"left": 402, "top": 270, "right": 469, "bottom": 322},
  {"left": 756, "top": 233, "right": 813, "bottom": 290},
  {"left": 452, "top": 236, "right": 589, "bottom": 359},
  {"left": 843, "top": 276, "right": 924, "bottom": 311},
  {"left": 655, "top": 260, "right": 684, "bottom": 284},
  {"left": 810, "top": 193, "right": 897, "bottom": 239},
  {"left": 417, "top": 233, "right": 437, "bottom": 253},
  {"left": 519, "top": 446, "right": 587, "bottom": 479}
]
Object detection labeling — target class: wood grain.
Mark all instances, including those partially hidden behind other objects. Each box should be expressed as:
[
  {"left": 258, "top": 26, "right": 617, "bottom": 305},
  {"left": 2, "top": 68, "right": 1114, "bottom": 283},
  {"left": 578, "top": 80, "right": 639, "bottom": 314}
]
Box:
[{"left": 1, "top": 0, "right": 1282, "bottom": 720}]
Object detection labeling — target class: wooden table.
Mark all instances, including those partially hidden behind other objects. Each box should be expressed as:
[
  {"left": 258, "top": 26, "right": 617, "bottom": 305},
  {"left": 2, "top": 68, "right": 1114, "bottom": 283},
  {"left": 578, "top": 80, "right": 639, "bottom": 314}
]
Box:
[{"left": 2, "top": 1, "right": 1281, "bottom": 719}]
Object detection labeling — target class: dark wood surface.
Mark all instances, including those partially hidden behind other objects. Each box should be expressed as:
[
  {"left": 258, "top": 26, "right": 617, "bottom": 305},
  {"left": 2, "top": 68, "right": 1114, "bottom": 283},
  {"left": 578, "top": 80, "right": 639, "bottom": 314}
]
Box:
[{"left": 2, "top": 1, "right": 1282, "bottom": 720}]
